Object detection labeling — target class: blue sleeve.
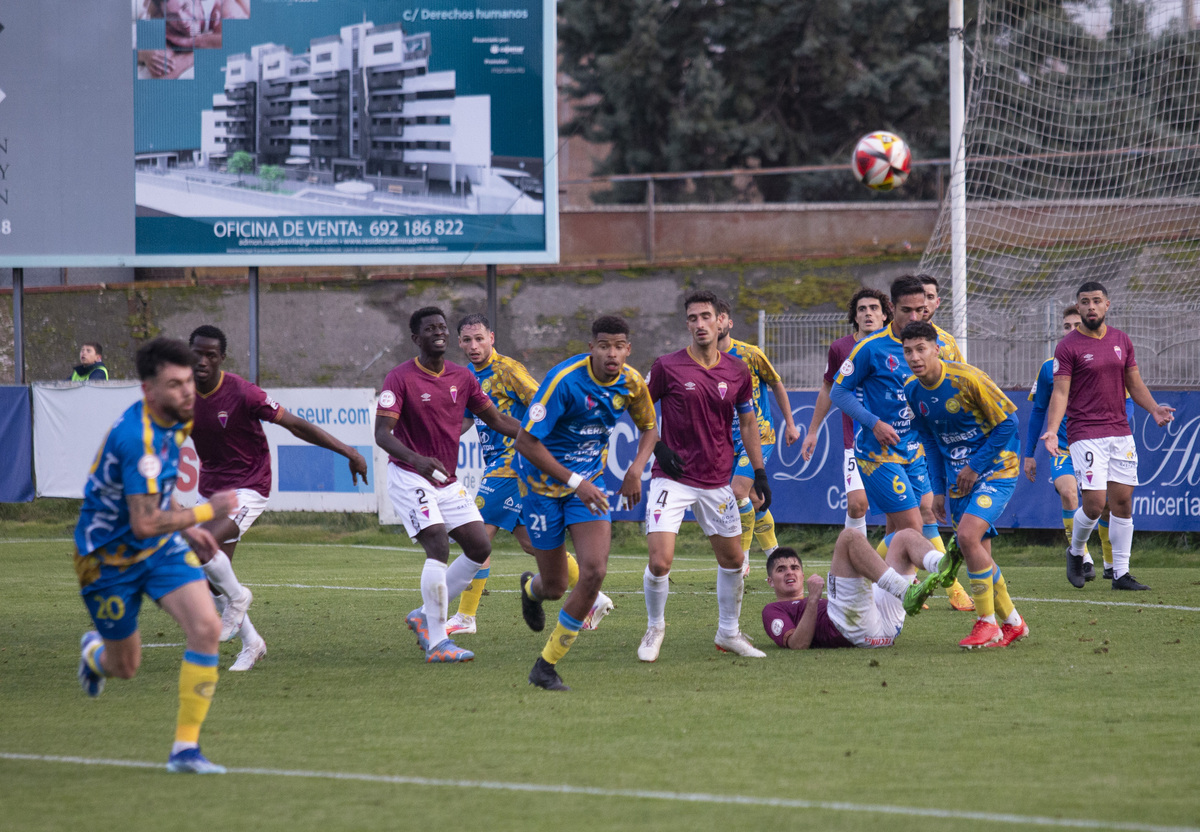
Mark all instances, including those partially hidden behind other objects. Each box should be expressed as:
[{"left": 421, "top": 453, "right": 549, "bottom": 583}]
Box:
[
  {"left": 969, "top": 413, "right": 1018, "bottom": 476},
  {"left": 913, "top": 415, "right": 947, "bottom": 494},
  {"left": 830, "top": 383, "right": 879, "bottom": 432},
  {"left": 1024, "top": 363, "right": 1051, "bottom": 457}
]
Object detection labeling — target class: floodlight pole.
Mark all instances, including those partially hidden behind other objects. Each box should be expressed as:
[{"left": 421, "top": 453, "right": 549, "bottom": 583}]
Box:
[
  {"left": 486, "top": 264, "right": 498, "bottom": 346},
  {"left": 12, "top": 267, "right": 24, "bottom": 384},
  {"left": 248, "top": 266, "right": 260, "bottom": 384},
  {"left": 949, "top": 0, "right": 968, "bottom": 360}
]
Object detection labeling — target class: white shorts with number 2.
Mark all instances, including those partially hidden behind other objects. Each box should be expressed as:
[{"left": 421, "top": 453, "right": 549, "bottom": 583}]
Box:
[{"left": 387, "top": 463, "right": 482, "bottom": 540}]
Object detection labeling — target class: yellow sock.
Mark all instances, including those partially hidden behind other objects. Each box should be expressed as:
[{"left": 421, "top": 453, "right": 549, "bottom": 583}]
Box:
[
  {"left": 1099, "top": 521, "right": 1113, "bottom": 567},
  {"left": 540, "top": 611, "right": 581, "bottom": 665},
  {"left": 992, "top": 565, "right": 1015, "bottom": 621},
  {"left": 1063, "top": 513, "right": 1074, "bottom": 546},
  {"left": 566, "top": 552, "right": 580, "bottom": 590},
  {"left": 753, "top": 509, "right": 778, "bottom": 552},
  {"left": 875, "top": 538, "right": 889, "bottom": 557},
  {"left": 176, "top": 652, "right": 219, "bottom": 745},
  {"left": 738, "top": 498, "right": 754, "bottom": 553},
  {"left": 967, "top": 568, "right": 996, "bottom": 620},
  {"left": 456, "top": 566, "right": 490, "bottom": 617}
]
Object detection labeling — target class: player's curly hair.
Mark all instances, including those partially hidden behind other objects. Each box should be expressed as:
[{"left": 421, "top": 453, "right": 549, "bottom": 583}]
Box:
[
  {"left": 409, "top": 306, "right": 447, "bottom": 335},
  {"left": 846, "top": 288, "right": 892, "bottom": 331},
  {"left": 898, "top": 321, "right": 939, "bottom": 343},
  {"left": 189, "top": 324, "right": 227, "bottom": 357},
  {"left": 683, "top": 290, "right": 730, "bottom": 317},
  {"left": 766, "top": 547, "right": 802, "bottom": 574},
  {"left": 136, "top": 336, "right": 196, "bottom": 380},
  {"left": 591, "top": 315, "right": 630, "bottom": 338},
  {"left": 457, "top": 313, "right": 490, "bottom": 333}
]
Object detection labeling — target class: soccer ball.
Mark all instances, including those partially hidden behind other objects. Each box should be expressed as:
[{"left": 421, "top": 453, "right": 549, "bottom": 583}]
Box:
[{"left": 852, "top": 131, "right": 912, "bottom": 191}]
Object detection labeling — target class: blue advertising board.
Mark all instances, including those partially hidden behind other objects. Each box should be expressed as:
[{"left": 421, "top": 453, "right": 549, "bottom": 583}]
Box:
[
  {"left": 0, "top": 387, "right": 35, "bottom": 503},
  {"left": 601, "top": 391, "right": 1200, "bottom": 532}
]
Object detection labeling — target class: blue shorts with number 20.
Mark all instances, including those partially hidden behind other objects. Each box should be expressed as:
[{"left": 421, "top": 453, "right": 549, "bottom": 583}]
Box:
[
  {"left": 79, "top": 534, "right": 203, "bottom": 641},
  {"left": 860, "top": 456, "right": 930, "bottom": 515}
]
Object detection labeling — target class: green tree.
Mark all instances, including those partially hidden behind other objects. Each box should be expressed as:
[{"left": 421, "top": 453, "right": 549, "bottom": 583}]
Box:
[
  {"left": 227, "top": 151, "right": 255, "bottom": 185},
  {"left": 259, "top": 164, "right": 285, "bottom": 192}
]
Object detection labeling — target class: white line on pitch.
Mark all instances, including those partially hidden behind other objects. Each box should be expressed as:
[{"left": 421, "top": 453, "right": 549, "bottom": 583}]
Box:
[
  {"left": 0, "top": 752, "right": 1193, "bottom": 832},
  {"left": 1010, "top": 596, "right": 1200, "bottom": 612}
]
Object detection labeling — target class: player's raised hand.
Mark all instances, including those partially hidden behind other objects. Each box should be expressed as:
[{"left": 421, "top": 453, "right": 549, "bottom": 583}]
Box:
[
  {"left": 575, "top": 479, "right": 610, "bottom": 516},
  {"left": 1022, "top": 457, "right": 1037, "bottom": 483},
  {"left": 209, "top": 489, "right": 240, "bottom": 518},
  {"left": 182, "top": 525, "right": 220, "bottom": 559},
  {"left": 873, "top": 420, "right": 901, "bottom": 448},
  {"left": 805, "top": 573, "right": 824, "bottom": 600},
  {"left": 348, "top": 450, "right": 369, "bottom": 485},
  {"left": 1151, "top": 403, "right": 1175, "bottom": 427},
  {"left": 800, "top": 430, "right": 818, "bottom": 462},
  {"left": 932, "top": 494, "right": 948, "bottom": 525}
]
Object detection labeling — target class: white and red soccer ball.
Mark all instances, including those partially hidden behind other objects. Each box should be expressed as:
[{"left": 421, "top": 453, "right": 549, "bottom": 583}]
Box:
[{"left": 852, "top": 131, "right": 912, "bottom": 191}]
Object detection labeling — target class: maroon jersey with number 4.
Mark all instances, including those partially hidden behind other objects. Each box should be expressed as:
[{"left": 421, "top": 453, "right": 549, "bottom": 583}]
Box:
[
  {"left": 823, "top": 334, "right": 859, "bottom": 450},
  {"left": 647, "top": 348, "right": 754, "bottom": 488},
  {"left": 376, "top": 359, "right": 491, "bottom": 483},
  {"left": 762, "top": 598, "right": 855, "bottom": 649},
  {"left": 1053, "top": 326, "right": 1136, "bottom": 444},
  {"left": 192, "top": 371, "right": 282, "bottom": 499}
]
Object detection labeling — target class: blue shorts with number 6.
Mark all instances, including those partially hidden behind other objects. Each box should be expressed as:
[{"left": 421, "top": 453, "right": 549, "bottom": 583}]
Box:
[
  {"left": 520, "top": 483, "right": 610, "bottom": 551},
  {"left": 477, "top": 475, "right": 523, "bottom": 532},
  {"left": 948, "top": 475, "right": 1016, "bottom": 540},
  {"left": 78, "top": 534, "right": 204, "bottom": 641},
  {"left": 860, "top": 456, "right": 930, "bottom": 515}
]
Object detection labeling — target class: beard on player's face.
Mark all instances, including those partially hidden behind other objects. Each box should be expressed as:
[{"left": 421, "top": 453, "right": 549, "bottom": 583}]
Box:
[{"left": 1082, "top": 312, "right": 1105, "bottom": 331}]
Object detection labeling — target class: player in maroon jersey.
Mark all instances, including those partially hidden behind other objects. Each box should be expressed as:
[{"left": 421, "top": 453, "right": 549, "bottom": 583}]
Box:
[
  {"left": 761, "top": 530, "right": 952, "bottom": 650},
  {"left": 1040, "top": 282, "right": 1174, "bottom": 591},
  {"left": 374, "top": 307, "right": 521, "bottom": 663},
  {"left": 189, "top": 325, "right": 368, "bottom": 671},
  {"left": 802, "top": 288, "right": 891, "bottom": 537},
  {"left": 638, "top": 291, "right": 769, "bottom": 662}
]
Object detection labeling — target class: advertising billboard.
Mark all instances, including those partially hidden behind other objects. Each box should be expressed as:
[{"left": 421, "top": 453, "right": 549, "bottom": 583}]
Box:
[{"left": 0, "top": 0, "right": 558, "bottom": 267}]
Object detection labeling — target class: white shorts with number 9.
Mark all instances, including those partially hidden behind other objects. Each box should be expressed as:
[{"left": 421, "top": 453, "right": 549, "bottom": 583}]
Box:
[
  {"left": 644, "top": 477, "right": 741, "bottom": 538},
  {"left": 387, "top": 463, "right": 483, "bottom": 540},
  {"left": 1069, "top": 435, "right": 1138, "bottom": 491},
  {"left": 844, "top": 449, "right": 865, "bottom": 493}
]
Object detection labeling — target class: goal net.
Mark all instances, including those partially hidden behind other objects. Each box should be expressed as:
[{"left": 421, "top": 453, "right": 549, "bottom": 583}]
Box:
[{"left": 919, "top": 0, "right": 1200, "bottom": 388}]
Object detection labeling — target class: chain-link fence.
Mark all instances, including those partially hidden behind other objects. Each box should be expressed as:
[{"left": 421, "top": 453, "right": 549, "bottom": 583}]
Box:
[{"left": 763, "top": 307, "right": 1200, "bottom": 390}]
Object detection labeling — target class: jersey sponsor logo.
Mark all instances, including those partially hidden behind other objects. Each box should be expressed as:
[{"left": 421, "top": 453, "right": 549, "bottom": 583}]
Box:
[
  {"left": 886, "top": 354, "right": 900, "bottom": 372},
  {"left": 137, "top": 454, "right": 162, "bottom": 479},
  {"left": 862, "top": 636, "right": 895, "bottom": 647},
  {"left": 1083, "top": 353, "right": 1094, "bottom": 362},
  {"left": 580, "top": 424, "right": 606, "bottom": 436},
  {"left": 899, "top": 405, "right": 914, "bottom": 420},
  {"left": 217, "top": 410, "right": 229, "bottom": 428},
  {"left": 449, "top": 385, "right": 459, "bottom": 403},
  {"left": 420, "top": 393, "right": 432, "bottom": 402},
  {"left": 478, "top": 431, "right": 489, "bottom": 445},
  {"left": 770, "top": 618, "right": 785, "bottom": 637},
  {"left": 975, "top": 494, "right": 993, "bottom": 508},
  {"left": 265, "top": 395, "right": 279, "bottom": 411},
  {"left": 949, "top": 446, "right": 971, "bottom": 460},
  {"left": 718, "top": 381, "right": 728, "bottom": 399},
  {"left": 504, "top": 496, "right": 516, "bottom": 507},
  {"left": 684, "top": 381, "right": 697, "bottom": 391},
  {"left": 942, "top": 429, "right": 979, "bottom": 444},
  {"left": 528, "top": 403, "right": 547, "bottom": 422},
  {"left": 946, "top": 398, "right": 961, "bottom": 413},
  {"left": 840, "top": 358, "right": 855, "bottom": 376},
  {"left": 379, "top": 390, "right": 397, "bottom": 408}
]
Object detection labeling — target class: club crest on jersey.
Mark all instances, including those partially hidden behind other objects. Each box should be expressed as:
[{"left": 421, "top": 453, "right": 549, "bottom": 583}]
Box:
[
  {"left": 586, "top": 395, "right": 597, "bottom": 409},
  {"left": 653, "top": 510, "right": 662, "bottom": 523},
  {"left": 449, "top": 385, "right": 458, "bottom": 403},
  {"left": 419, "top": 505, "right": 431, "bottom": 519},
  {"left": 946, "top": 398, "right": 961, "bottom": 413},
  {"left": 612, "top": 394, "right": 626, "bottom": 410},
  {"left": 919, "top": 401, "right": 929, "bottom": 416},
  {"left": 886, "top": 354, "right": 900, "bottom": 371},
  {"left": 718, "top": 381, "right": 728, "bottom": 399},
  {"left": 475, "top": 496, "right": 485, "bottom": 508},
  {"left": 1114, "top": 345, "right": 1122, "bottom": 359},
  {"left": 217, "top": 410, "right": 229, "bottom": 428},
  {"left": 1085, "top": 469, "right": 1094, "bottom": 484},
  {"left": 976, "top": 495, "right": 993, "bottom": 509}
]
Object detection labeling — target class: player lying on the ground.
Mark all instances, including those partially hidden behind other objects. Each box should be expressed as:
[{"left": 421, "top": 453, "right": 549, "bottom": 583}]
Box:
[
  {"left": 515, "top": 315, "right": 658, "bottom": 690},
  {"left": 761, "top": 531, "right": 957, "bottom": 650},
  {"left": 447, "top": 313, "right": 613, "bottom": 637},
  {"left": 901, "top": 321, "right": 1029, "bottom": 649},
  {"left": 375, "top": 306, "right": 521, "bottom": 664},
  {"left": 75, "top": 336, "right": 239, "bottom": 773}
]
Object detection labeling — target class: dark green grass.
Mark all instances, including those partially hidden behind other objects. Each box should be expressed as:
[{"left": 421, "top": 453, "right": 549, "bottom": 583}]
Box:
[{"left": 2, "top": 523, "right": 1200, "bottom": 831}]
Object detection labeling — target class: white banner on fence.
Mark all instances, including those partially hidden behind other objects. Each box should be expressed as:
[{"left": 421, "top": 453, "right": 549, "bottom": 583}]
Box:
[{"left": 32, "top": 384, "right": 388, "bottom": 513}]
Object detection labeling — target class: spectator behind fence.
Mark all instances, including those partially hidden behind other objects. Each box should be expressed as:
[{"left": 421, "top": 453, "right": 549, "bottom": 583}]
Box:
[{"left": 71, "top": 343, "right": 110, "bottom": 382}]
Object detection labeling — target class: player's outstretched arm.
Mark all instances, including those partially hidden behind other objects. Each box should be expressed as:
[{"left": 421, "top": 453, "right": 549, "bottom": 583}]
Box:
[
  {"left": 770, "top": 381, "right": 801, "bottom": 445},
  {"left": 279, "top": 410, "right": 369, "bottom": 484},
  {"left": 1125, "top": 366, "right": 1174, "bottom": 426},
  {"left": 784, "top": 575, "right": 825, "bottom": 650},
  {"left": 374, "top": 414, "right": 447, "bottom": 481},
  {"left": 620, "top": 427, "right": 659, "bottom": 508},
  {"left": 1041, "top": 377, "right": 1071, "bottom": 456},
  {"left": 128, "top": 491, "right": 238, "bottom": 543},
  {"left": 515, "top": 430, "right": 608, "bottom": 514},
  {"left": 476, "top": 403, "right": 521, "bottom": 439},
  {"left": 802, "top": 380, "right": 833, "bottom": 461}
]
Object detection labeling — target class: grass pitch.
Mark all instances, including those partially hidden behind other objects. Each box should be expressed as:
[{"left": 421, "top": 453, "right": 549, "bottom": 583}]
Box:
[{"left": 2, "top": 513, "right": 1199, "bottom": 831}]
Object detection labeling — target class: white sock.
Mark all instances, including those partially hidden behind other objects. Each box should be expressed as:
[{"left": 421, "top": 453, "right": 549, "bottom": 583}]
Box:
[
  {"left": 1081, "top": 551, "right": 1095, "bottom": 565},
  {"left": 445, "top": 553, "right": 486, "bottom": 602},
  {"left": 922, "top": 550, "right": 943, "bottom": 574},
  {"left": 1005, "top": 610, "right": 1023, "bottom": 626},
  {"left": 980, "top": 614, "right": 997, "bottom": 625},
  {"left": 1108, "top": 515, "right": 1135, "bottom": 578},
  {"left": 420, "top": 559, "right": 449, "bottom": 646},
  {"left": 171, "top": 741, "right": 199, "bottom": 755},
  {"left": 1070, "top": 509, "right": 1100, "bottom": 557},
  {"left": 201, "top": 551, "right": 247, "bottom": 600},
  {"left": 644, "top": 566, "right": 669, "bottom": 627},
  {"left": 239, "top": 614, "right": 261, "bottom": 645},
  {"left": 877, "top": 567, "right": 915, "bottom": 599},
  {"left": 715, "top": 565, "right": 744, "bottom": 638},
  {"left": 844, "top": 513, "right": 868, "bottom": 537}
]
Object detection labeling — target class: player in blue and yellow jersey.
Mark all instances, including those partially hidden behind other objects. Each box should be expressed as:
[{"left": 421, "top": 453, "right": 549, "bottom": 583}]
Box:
[
  {"left": 716, "top": 305, "right": 800, "bottom": 574},
  {"left": 830, "top": 276, "right": 974, "bottom": 610},
  {"left": 917, "top": 274, "right": 964, "bottom": 362},
  {"left": 901, "top": 321, "right": 1030, "bottom": 650},
  {"left": 74, "top": 337, "right": 240, "bottom": 773},
  {"left": 515, "top": 315, "right": 659, "bottom": 690},
  {"left": 447, "top": 314, "right": 614, "bottom": 636}
]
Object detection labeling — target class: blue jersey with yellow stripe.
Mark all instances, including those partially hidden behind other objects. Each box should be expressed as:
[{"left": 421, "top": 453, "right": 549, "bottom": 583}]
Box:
[
  {"left": 724, "top": 338, "right": 779, "bottom": 452},
  {"left": 1027, "top": 358, "right": 1070, "bottom": 454},
  {"left": 470, "top": 351, "right": 539, "bottom": 478},
  {"left": 903, "top": 362, "right": 1020, "bottom": 498},
  {"left": 519, "top": 354, "right": 656, "bottom": 498},
  {"left": 74, "top": 399, "right": 192, "bottom": 566}
]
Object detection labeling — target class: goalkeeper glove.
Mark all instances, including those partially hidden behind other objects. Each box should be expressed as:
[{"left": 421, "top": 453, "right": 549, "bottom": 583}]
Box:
[
  {"left": 653, "top": 441, "right": 686, "bottom": 480},
  {"left": 753, "top": 467, "right": 772, "bottom": 512}
]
